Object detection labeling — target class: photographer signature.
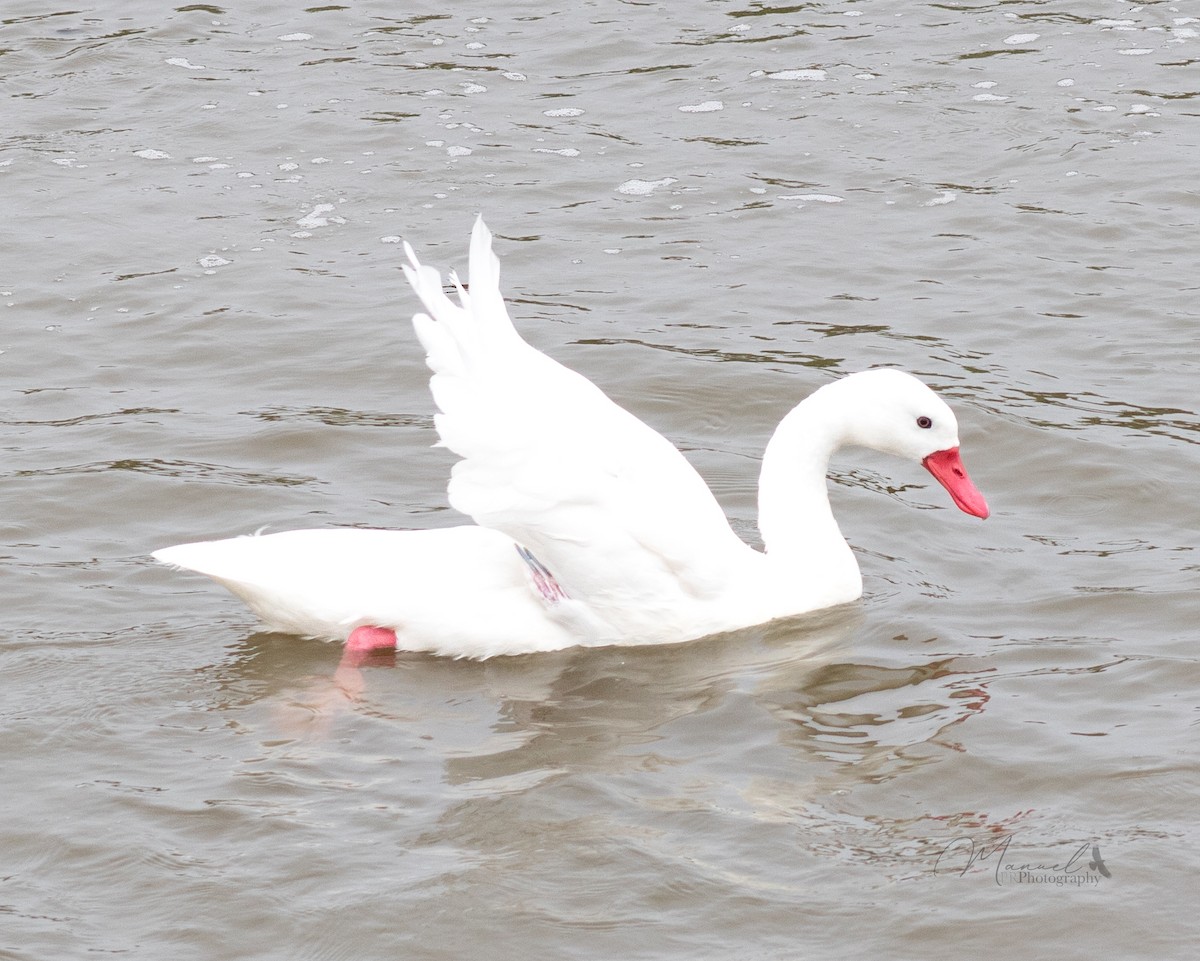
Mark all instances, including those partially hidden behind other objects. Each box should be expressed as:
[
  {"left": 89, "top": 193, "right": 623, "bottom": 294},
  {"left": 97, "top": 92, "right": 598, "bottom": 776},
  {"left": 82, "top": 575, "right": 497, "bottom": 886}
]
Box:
[{"left": 935, "top": 834, "right": 1111, "bottom": 885}]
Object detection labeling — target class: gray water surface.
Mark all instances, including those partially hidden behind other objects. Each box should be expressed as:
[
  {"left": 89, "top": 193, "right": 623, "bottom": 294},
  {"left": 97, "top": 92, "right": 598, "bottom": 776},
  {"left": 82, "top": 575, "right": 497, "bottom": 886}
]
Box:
[{"left": 3, "top": 3, "right": 1198, "bottom": 959}]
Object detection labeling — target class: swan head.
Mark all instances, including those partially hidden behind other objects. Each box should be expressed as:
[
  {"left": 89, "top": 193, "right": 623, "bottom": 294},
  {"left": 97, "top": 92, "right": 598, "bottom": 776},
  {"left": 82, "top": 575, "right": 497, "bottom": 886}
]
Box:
[{"left": 827, "top": 369, "right": 990, "bottom": 519}]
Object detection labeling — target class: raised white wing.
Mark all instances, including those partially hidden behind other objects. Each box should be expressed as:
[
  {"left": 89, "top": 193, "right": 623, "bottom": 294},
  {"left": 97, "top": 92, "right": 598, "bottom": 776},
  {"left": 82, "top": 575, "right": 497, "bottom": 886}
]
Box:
[{"left": 402, "top": 218, "right": 752, "bottom": 634}]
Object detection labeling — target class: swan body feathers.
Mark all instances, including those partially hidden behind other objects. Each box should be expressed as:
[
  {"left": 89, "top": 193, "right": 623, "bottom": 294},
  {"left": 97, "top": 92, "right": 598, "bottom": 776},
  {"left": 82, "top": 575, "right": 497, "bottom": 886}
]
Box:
[{"left": 154, "top": 218, "right": 988, "bottom": 658}]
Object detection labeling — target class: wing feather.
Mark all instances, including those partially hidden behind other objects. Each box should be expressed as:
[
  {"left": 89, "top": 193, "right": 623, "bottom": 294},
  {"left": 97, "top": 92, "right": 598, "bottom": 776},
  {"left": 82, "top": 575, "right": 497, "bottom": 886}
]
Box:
[{"left": 403, "top": 219, "right": 750, "bottom": 635}]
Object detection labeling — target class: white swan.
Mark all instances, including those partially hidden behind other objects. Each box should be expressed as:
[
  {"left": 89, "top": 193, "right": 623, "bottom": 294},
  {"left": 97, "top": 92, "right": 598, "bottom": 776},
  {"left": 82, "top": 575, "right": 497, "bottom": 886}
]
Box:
[{"left": 154, "top": 218, "right": 988, "bottom": 660}]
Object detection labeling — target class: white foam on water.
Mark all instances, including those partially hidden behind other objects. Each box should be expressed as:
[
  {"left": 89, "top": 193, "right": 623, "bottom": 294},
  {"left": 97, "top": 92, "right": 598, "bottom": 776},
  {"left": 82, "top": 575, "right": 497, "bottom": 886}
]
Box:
[
  {"left": 765, "top": 69, "right": 827, "bottom": 81},
  {"left": 617, "top": 177, "right": 678, "bottom": 196},
  {"left": 296, "top": 204, "right": 342, "bottom": 229},
  {"left": 778, "top": 194, "right": 843, "bottom": 203}
]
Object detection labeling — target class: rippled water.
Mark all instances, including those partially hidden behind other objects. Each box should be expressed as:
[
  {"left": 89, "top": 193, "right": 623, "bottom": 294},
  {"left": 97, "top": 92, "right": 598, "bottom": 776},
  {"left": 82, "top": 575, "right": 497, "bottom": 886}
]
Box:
[{"left": 3, "top": 2, "right": 1198, "bottom": 958}]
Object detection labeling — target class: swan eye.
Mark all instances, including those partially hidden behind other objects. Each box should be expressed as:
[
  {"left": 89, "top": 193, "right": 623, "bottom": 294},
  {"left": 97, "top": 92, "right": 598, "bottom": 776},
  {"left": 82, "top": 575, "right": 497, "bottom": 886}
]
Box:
[{"left": 916, "top": 416, "right": 933, "bottom": 429}]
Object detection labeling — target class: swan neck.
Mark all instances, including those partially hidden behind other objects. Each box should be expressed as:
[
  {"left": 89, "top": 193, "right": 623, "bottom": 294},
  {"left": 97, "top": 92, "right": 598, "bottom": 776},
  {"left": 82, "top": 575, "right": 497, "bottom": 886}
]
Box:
[{"left": 758, "top": 391, "right": 846, "bottom": 558}]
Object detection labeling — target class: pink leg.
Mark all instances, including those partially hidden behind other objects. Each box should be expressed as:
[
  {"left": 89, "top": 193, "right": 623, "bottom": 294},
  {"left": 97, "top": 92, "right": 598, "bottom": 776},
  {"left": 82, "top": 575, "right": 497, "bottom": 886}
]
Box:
[
  {"left": 338, "top": 625, "right": 399, "bottom": 672},
  {"left": 270, "top": 627, "right": 399, "bottom": 730},
  {"left": 345, "top": 625, "right": 399, "bottom": 655},
  {"left": 332, "top": 625, "right": 399, "bottom": 700}
]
